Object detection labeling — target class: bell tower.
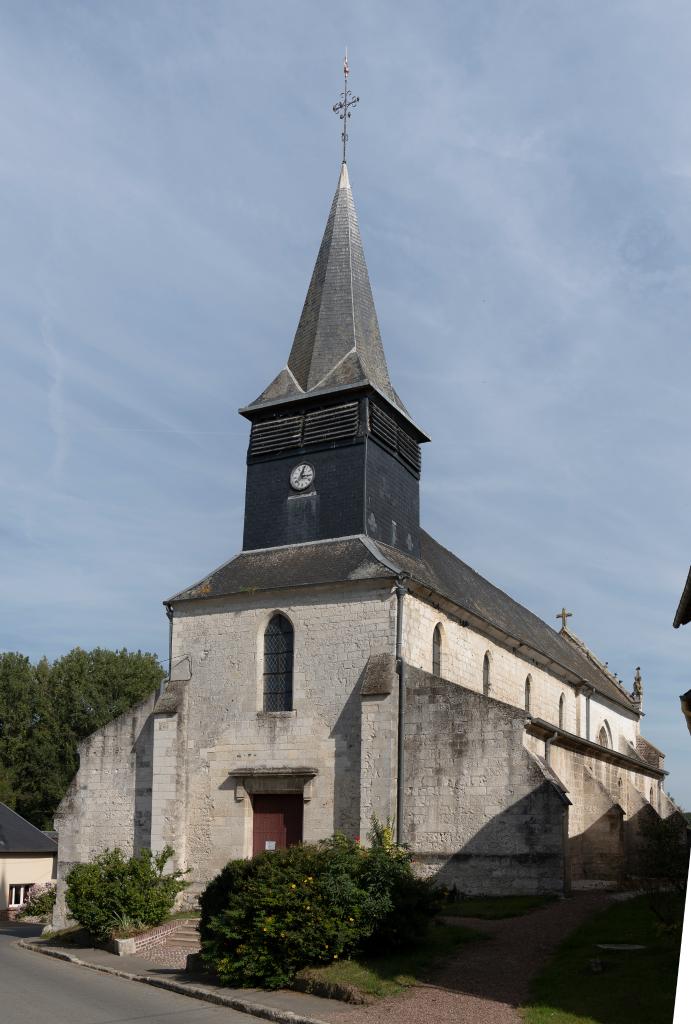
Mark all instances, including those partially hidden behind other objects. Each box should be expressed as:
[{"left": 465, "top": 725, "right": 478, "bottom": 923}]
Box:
[{"left": 239, "top": 69, "right": 429, "bottom": 555}]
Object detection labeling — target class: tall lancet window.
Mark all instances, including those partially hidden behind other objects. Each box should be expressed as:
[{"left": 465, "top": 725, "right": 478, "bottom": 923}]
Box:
[
  {"left": 483, "top": 653, "right": 491, "bottom": 696},
  {"left": 597, "top": 722, "right": 612, "bottom": 749},
  {"left": 263, "top": 614, "right": 294, "bottom": 712},
  {"left": 524, "top": 675, "right": 532, "bottom": 713},
  {"left": 559, "top": 693, "right": 565, "bottom": 729},
  {"left": 432, "top": 625, "right": 442, "bottom": 677}
]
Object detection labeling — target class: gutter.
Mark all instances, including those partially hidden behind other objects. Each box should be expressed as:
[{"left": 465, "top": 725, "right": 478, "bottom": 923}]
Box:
[{"left": 395, "top": 574, "right": 409, "bottom": 845}]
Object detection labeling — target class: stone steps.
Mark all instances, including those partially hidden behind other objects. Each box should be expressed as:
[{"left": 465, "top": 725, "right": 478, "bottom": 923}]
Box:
[{"left": 167, "top": 923, "right": 200, "bottom": 948}]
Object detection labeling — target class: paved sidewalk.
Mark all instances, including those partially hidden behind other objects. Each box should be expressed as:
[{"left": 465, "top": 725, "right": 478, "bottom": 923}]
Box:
[
  {"left": 18, "top": 936, "right": 351, "bottom": 1024},
  {"left": 19, "top": 893, "right": 609, "bottom": 1024}
]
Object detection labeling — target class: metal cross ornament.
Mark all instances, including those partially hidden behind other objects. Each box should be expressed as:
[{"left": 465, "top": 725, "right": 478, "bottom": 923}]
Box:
[
  {"left": 556, "top": 607, "right": 573, "bottom": 630},
  {"left": 333, "top": 50, "right": 359, "bottom": 163}
]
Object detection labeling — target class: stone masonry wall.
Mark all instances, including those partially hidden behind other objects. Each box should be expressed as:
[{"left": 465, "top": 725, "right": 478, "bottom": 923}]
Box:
[
  {"left": 361, "top": 664, "right": 568, "bottom": 894},
  {"left": 404, "top": 594, "right": 639, "bottom": 753},
  {"left": 171, "top": 580, "right": 396, "bottom": 898},
  {"left": 52, "top": 694, "right": 156, "bottom": 929},
  {"left": 549, "top": 743, "right": 666, "bottom": 887}
]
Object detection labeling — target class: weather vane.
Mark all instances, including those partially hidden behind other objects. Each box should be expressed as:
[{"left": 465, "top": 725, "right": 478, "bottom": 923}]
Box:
[{"left": 333, "top": 49, "right": 359, "bottom": 164}]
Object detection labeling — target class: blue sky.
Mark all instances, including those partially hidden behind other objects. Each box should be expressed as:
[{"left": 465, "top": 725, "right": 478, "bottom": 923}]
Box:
[{"left": 1, "top": 2, "right": 690, "bottom": 803}]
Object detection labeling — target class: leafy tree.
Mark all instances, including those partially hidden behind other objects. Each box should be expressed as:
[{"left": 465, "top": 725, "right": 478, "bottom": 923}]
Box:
[{"left": 0, "top": 647, "right": 164, "bottom": 829}]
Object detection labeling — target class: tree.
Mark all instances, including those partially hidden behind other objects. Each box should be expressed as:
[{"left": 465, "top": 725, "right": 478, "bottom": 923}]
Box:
[{"left": 0, "top": 648, "right": 164, "bottom": 829}]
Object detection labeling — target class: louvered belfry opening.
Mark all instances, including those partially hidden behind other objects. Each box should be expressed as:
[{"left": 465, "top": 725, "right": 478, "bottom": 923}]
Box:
[
  {"left": 247, "top": 395, "right": 421, "bottom": 478},
  {"left": 249, "top": 401, "right": 360, "bottom": 458},
  {"left": 263, "top": 614, "right": 294, "bottom": 712},
  {"left": 368, "top": 400, "right": 421, "bottom": 476}
]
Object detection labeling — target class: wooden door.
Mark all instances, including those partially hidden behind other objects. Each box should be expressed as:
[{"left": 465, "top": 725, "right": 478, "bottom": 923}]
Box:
[{"left": 252, "top": 794, "right": 303, "bottom": 856}]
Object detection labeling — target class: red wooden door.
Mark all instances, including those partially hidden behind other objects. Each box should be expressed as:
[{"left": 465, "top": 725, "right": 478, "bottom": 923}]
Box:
[{"left": 252, "top": 794, "right": 303, "bottom": 855}]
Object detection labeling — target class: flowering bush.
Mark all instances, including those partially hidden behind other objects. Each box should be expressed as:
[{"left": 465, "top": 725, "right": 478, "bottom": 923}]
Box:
[
  {"left": 199, "top": 823, "right": 440, "bottom": 989},
  {"left": 17, "top": 881, "right": 57, "bottom": 919}
]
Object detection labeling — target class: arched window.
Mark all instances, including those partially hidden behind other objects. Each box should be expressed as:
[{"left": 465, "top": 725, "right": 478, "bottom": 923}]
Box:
[
  {"left": 483, "top": 653, "right": 491, "bottom": 696},
  {"left": 263, "top": 614, "right": 294, "bottom": 712},
  {"left": 524, "top": 675, "right": 532, "bottom": 713},
  {"left": 649, "top": 786, "right": 655, "bottom": 806},
  {"left": 597, "top": 722, "right": 612, "bottom": 749},
  {"left": 432, "top": 625, "right": 442, "bottom": 677},
  {"left": 558, "top": 693, "right": 565, "bottom": 729}
]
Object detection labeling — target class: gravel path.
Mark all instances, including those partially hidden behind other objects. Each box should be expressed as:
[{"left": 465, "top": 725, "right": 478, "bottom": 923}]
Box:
[{"left": 320, "top": 893, "right": 609, "bottom": 1024}]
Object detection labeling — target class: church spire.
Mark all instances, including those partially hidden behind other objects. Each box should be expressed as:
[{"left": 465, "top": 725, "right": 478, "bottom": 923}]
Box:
[
  {"left": 243, "top": 59, "right": 413, "bottom": 424},
  {"left": 244, "top": 161, "right": 409, "bottom": 419}
]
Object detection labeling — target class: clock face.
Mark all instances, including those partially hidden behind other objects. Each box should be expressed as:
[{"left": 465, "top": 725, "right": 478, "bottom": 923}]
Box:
[{"left": 290, "top": 463, "right": 315, "bottom": 491}]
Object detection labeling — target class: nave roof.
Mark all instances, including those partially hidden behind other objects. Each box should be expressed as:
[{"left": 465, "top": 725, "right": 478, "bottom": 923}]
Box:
[{"left": 168, "top": 530, "right": 637, "bottom": 712}]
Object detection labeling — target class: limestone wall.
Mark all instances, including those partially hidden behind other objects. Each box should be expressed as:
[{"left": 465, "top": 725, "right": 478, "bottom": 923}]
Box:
[
  {"left": 362, "top": 664, "right": 568, "bottom": 894},
  {"left": 52, "top": 693, "right": 156, "bottom": 928},
  {"left": 404, "top": 593, "right": 639, "bottom": 755},
  {"left": 170, "top": 580, "right": 396, "bottom": 895}
]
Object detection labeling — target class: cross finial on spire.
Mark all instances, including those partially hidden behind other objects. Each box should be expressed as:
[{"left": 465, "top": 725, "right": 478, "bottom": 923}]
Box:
[
  {"left": 333, "top": 49, "right": 359, "bottom": 164},
  {"left": 556, "top": 607, "right": 573, "bottom": 631}
]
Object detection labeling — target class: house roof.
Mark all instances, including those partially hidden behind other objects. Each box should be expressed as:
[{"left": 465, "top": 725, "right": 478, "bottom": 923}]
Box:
[
  {"left": 168, "top": 530, "right": 637, "bottom": 711},
  {"left": 242, "top": 163, "right": 409, "bottom": 421},
  {"left": 0, "top": 802, "right": 58, "bottom": 855},
  {"left": 673, "top": 566, "right": 691, "bottom": 628}
]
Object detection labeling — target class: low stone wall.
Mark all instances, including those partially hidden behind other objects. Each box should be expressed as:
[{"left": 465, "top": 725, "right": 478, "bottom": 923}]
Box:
[{"left": 108, "top": 918, "right": 197, "bottom": 956}]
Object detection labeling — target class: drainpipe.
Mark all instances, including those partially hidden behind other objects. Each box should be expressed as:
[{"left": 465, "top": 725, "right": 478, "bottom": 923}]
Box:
[
  {"left": 584, "top": 686, "right": 593, "bottom": 741},
  {"left": 395, "top": 574, "right": 409, "bottom": 846},
  {"left": 163, "top": 602, "right": 173, "bottom": 698}
]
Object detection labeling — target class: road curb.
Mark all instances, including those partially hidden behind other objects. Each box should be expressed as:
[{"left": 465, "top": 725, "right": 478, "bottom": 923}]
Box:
[{"left": 17, "top": 940, "right": 332, "bottom": 1024}]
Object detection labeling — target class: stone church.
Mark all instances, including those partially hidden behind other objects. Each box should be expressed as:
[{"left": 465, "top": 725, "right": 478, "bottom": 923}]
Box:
[{"left": 53, "top": 155, "right": 677, "bottom": 922}]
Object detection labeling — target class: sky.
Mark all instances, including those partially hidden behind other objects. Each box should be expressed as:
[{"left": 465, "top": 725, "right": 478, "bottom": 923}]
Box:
[{"left": 1, "top": 2, "right": 690, "bottom": 803}]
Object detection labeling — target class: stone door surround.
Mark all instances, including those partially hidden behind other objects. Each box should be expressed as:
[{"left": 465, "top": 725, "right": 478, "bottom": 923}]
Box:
[{"left": 228, "top": 765, "right": 318, "bottom": 803}]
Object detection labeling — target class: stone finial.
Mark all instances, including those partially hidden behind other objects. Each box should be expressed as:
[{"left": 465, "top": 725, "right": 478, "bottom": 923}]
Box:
[
  {"left": 633, "top": 666, "right": 643, "bottom": 711},
  {"left": 556, "top": 607, "right": 573, "bottom": 631}
]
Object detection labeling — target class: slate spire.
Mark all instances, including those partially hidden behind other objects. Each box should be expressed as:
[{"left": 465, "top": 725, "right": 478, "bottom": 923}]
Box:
[{"left": 245, "top": 162, "right": 408, "bottom": 417}]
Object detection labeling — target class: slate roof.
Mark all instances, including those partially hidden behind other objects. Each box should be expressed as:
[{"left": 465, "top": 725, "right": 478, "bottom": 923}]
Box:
[
  {"left": 169, "top": 530, "right": 636, "bottom": 711},
  {"left": 0, "top": 802, "right": 58, "bottom": 855},
  {"left": 243, "top": 163, "right": 408, "bottom": 419}
]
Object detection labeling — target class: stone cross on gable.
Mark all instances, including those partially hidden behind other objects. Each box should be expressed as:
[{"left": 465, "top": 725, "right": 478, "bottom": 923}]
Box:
[{"left": 556, "top": 607, "right": 573, "bottom": 631}]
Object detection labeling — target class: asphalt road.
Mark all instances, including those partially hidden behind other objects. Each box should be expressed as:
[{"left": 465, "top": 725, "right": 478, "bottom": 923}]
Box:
[{"left": 0, "top": 924, "right": 264, "bottom": 1024}]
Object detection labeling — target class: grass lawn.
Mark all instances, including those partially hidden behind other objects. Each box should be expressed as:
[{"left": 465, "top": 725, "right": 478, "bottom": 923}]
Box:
[
  {"left": 520, "top": 893, "right": 683, "bottom": 1024},
  {"left": 442, "top": 894, "right": 556, "bottom": 919},
  {"left": 296, "top": 922, "right": 485, "bottom": 1001}
]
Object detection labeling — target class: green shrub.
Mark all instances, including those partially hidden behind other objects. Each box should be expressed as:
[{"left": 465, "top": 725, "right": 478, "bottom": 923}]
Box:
[
  {"left": 17, "top": 882, "right": 56, "bottom": 919},
  {"left": 65, "top": 846, "right": 187, "bottom": 941},
  {"left": 360, "top": 817, "right": 442, "bottom": 951},
  {"left": 639, "top": 813, "right": 690, "bottom": 893},
  {"left": 199, "top": 826, "right": 440, "bottom": 990}
]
